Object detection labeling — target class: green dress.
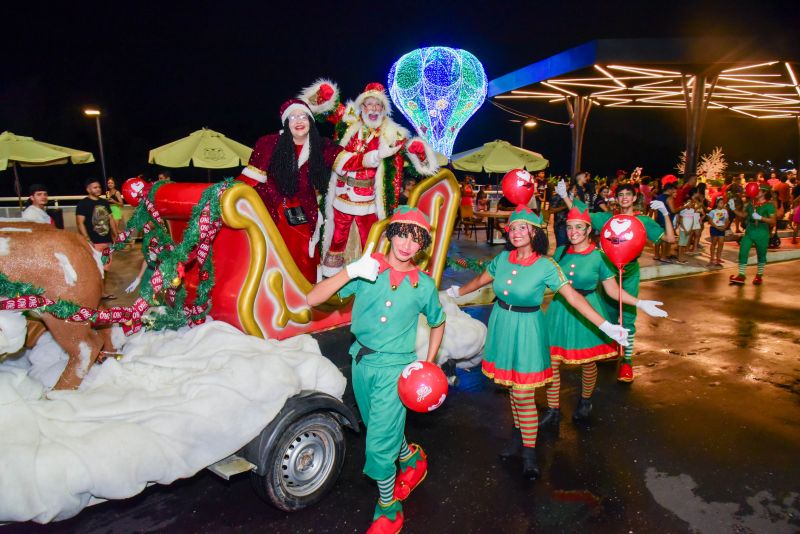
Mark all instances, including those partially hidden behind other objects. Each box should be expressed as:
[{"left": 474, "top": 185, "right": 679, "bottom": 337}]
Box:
[
  {"left": 590, "top": 212, "right": 664, "bottom": 333},
  {"left": 482, "top": 250, "right": 568, "bottom": 390},
  {"left": 547, "top": 244, "right": 618, "bottom": 364}
]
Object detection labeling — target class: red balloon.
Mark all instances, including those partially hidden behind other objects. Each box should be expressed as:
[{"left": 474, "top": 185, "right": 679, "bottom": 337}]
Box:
[
  {"left": 501, "top": 169, "right": 535, "bottom": 205},
  {"left": 599, "top": 214, "right": 647, "bottom": 268},
  {"left": 121, "top": 177, "right": 152, "bottom": 206},
  {"left": 398, "top": 361, "right": 448, "bottom": 413},
  {"left": 744, "top": 181, "right": 759, "bottom": 199}
]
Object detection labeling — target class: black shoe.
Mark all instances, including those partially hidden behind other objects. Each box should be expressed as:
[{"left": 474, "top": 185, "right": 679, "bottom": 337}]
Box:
[
  {"left": 539, "top": 407, "right": 561, "bottom": 428},
  {"left": 498, "top": 426, "right": 523, "bottom": 459},
  {"left": 572, "top": 398, "right": 592, "bottom": 422},
  {"left": 521, "top": 447, "right": 539, "bottom": 479}
]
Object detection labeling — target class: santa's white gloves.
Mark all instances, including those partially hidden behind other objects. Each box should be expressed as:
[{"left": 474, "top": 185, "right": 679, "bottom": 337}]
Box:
[
  {"left": 636, "top": 299, "right": 668, "bottom": 318},
  {"left": 125, "top": 277, "right": 142, "bottom": 294},
  {"left": 751, "top": 212, "right": 762, "bottom": 221},
  {"left": 649, "top": 200, "right": 669, "bottom": 217},
  {"left": 446, "top": 285, "right": 461, "bottom": 298},
  {"left": 555, "top": 180, "right": 569, "bottom": 200},
  {"left": 599, "top": 321, "right": 629, "bottom": 346},
  {"left": 309, "top": 211, "right": 324, "bottom": 258},
  {"left": 728, "top": 199, "right": 736, "bottom": 210},
  {"left": 363, "top": 150, "right": 381, "bottom": 168},
  {"left": 345, "top": 243, "right": 379, "bottom": 281},
  {"left": 379, "top": 142, "right": 403, "bottom": 159}
]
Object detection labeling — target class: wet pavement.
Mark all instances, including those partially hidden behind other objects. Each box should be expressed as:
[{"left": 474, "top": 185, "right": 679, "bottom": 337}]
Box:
[{"left": 6, "top": 258, "right": 799, "bottom": 533}]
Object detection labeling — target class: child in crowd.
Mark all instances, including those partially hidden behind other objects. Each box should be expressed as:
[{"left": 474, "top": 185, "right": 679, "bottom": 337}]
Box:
[
  {"left": 676, "top": 201, "right": 696, "bottom": 264},
  {"left": 688, "top": 191, "right": 705, "bottom": 255},
  {"left": 706, "top": 196, "right": 730, "bottom": 267}
]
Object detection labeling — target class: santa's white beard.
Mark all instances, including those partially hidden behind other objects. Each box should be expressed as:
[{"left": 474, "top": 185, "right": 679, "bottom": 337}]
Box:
[{"left": 361, "top": 111, "right": 386, "bottom": 130}]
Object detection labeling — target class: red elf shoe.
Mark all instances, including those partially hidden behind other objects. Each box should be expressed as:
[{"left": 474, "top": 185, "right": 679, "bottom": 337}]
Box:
[
  {"left": 752, "top": 275, "right": 763, "bottom": 285},
  {"left": 394, "top": 443, "right": 428, "bottom": 501},
  {"left": 367, "top": 499, "right": 403, "bottom": 534},
  {"left": 729, "top": 274, "right": 746, "bottom": 285},
  {"left": 617, "top": 362, "right": 634, "bottom": 383}
]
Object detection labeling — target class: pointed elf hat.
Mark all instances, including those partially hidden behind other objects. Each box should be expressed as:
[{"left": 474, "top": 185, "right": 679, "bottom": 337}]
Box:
[
  {"left": 354, "top": 82, "right": 392, "bottom": 115},
  {"left": 566, "top": 198, "right": 591, "bottom": 225},
  {"left": 390, "top": 205, "right": 431, "bottom": 232},
  {"left": 507, "top": 205, "right": 542, "bottom": 228}
]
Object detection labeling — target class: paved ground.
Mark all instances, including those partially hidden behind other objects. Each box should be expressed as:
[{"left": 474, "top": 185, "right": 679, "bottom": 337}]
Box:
[{"left": 6, "top": 251, "right": 799, "bottom": 533}]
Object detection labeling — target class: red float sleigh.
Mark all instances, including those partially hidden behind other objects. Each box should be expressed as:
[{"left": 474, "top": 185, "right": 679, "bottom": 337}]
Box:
[{"left": 152, "top": 170, "right": 461, "bottom": 339}]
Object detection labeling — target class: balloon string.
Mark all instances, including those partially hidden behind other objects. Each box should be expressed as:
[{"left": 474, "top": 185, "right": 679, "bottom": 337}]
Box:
[{"left": 618, "top": 268, "right": 624, "bottom": 357}]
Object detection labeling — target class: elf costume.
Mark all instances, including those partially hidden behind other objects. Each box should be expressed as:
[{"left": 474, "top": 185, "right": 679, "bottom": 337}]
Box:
[
  {"left": 590, "top": 210, "right": 664, "bottom": 382},
  {"left": 337, "top": 207, "right": 445, "bottom": 534},
  {"left": 730, "top": 186, "right": 776, "bottom": 286},
  {"left": 308, "top": 81, "right": 439, "bottom": 277},
  {"left": 481, "top": 207, "right": 568, "bottom": 477},
  {"left": 544, "top": 200, "right": 617, "bottom": 424}
]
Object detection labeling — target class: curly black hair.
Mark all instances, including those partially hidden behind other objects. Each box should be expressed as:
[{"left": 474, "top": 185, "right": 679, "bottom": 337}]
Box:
[
  {"left": 386, "top": 222, "right": 432, "bottom": 252},
  {"left": 503, "top": 224, "right": 549, "bottom": 255},
  {"left": 267, "top": 119, "right": 328, "bottom": 197}
]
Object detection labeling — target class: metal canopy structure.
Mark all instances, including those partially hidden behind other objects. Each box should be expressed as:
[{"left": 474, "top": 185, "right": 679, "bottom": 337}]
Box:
[{"left": 489, "top": 39, "right": 800, "bottom": 177}]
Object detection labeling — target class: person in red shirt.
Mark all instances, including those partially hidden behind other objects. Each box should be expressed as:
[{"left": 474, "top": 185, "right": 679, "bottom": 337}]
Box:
[{"left": 673, "top": 174, "right": 697, "bottom": 210}]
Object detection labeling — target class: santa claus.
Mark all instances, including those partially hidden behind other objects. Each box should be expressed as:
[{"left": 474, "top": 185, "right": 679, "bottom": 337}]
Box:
[{"left": 300, "top": 81, "right": 439, "bottom": 277}]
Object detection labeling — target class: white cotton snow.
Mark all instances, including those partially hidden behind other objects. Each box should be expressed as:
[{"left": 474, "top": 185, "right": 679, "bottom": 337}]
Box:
[
  {"left": 109, "top": 324, "right": 127, "bottom": 350},
  {"left": 54, "top": 252, "right": 78, "bottom": 286},
  {"left": 414, "top": 293, "right": 487, "bottom": 368},
  {"left": 0, "top": 237, "right": 10, "bottom": 256},
  {"left": 0, "top": 320, "right": 346, "bottom": 523},
  {"left": 0, "top": 227, "right": 32, "bottom": 233},
  {"left": 0, "top": 311, "right": 27, "bottom": 355}
]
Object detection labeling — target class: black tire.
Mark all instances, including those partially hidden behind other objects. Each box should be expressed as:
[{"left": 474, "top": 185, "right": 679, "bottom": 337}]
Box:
[{"left": 250, "top": 412, "right": 346, "bottom": 512}]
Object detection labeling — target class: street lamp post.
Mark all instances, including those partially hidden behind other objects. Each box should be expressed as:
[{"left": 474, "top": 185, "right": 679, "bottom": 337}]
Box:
[
  {"left": 517, "top": 120, "right": 537, "bottom": 148},
  {"left": 84, "top": 109, "right": 107, "bottom": 179}
]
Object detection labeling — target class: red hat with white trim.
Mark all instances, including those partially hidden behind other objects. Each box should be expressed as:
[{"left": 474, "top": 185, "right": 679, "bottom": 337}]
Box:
[
  {"left": 354, "top": 82, "right": 392, "bottom": 115},
  {"left": 279, "top": 98, "right": 313, "bottom": 124}
]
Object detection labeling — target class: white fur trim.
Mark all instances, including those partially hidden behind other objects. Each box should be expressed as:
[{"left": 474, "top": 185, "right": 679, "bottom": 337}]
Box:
[
  {"left": 280, "top": 103, "right": 313, "bottom": 125},
  {"left": 297, "top": 139, "right": 309, "bottom": 168},
  {"left": 298, "top": 78, "right": 340, "bottom": 116},
  {"left": 405, "top": 137, "right": 440, "bottom": 176},
  {"left": 241, "top": 166, "right": 267, "bottom": 183},
  {"left": 354, "top": 89, "right": 392, "bottom": 116},
  {"left": 333, "top": 196, "right": 377, "bottom": 215}
]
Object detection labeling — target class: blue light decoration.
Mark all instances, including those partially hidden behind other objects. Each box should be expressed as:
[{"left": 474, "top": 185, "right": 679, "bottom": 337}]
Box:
[{"left": 388, "top": 47, "right": 487, "bottom": 159}]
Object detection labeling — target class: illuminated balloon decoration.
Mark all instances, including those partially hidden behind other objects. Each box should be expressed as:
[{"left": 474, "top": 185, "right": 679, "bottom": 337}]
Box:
[{"left": 388, "top": 47, "right": 487, "bottom": 159}]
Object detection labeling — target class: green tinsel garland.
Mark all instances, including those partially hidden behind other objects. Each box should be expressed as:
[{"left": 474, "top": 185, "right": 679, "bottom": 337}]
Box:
[
  {"left": 0, "top": 272, "right": 88, "bottom": 321},
  {"left": 445, "top": 256, "right": 489, "bottom": 273}
]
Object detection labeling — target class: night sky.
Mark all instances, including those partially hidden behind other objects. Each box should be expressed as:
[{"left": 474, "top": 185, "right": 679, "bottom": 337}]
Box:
[{"left": 4, "top": 0, "right": 799, "bottom": 195}]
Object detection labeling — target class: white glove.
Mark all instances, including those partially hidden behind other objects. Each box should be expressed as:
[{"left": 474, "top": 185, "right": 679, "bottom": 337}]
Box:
[
  {"left": 308, "top": 211, "right": 324, "bottom": 258},
  {"left": 446, "top": 285, "right": 461, "bottom": 298},
  {"left": 125, "top": 277, "right": 142, "bottom": 294},
  {"left": 555, "top": 180, "right": 568, "bottom": 200},
  {"left": 649, "top": 200, "right": 669, "bottom": 216},
  {"left": 345, "top": 243, "right": 379, "bottom": 281},
  {"left": 636, "top": 299, "right": 668, "bottom": 318},
  {"left": 751, "top": 211, "right": 762, "bottom": 221},
  {"left": 599, "top": 321, "right": 629, "bottom": 347},
  {"left": 728, "top": 199, "right": 736, "bottom": 210},
  {"left": 363, "top": 150, "right": 381, "bottom": 168},
  {"left": 378, "top": 142, "right": 403, "bottom": 159}
]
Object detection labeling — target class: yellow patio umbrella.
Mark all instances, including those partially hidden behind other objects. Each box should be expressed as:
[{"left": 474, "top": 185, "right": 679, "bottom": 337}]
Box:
[
  {"left": 148, "top": 128, "right": 252, "bottom": 181},
  {"left": 451, "top": 139, "right": 548, "bottom": 173},
  {"left": 0, "top": 131, "right": 95, "bottom": 206}
]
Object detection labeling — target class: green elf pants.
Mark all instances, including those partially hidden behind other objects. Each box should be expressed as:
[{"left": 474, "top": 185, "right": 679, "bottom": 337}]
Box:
[
  {"left": 738, "top": 226, "right": 769, "bottom": 266},
  {"left": 351, "top": 346, "right": 415, "bottom": 481}
]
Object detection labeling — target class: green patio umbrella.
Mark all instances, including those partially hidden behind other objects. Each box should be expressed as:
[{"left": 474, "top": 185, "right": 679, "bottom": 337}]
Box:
[
  {"left": 0, "top": 131, "right": 95, "bottom": 206},
  {"left": 148, "top": 128, "right": 252, "bottom": 180},
  {"left": 451, "top": 139, "right": 548, "bottom": 173}
]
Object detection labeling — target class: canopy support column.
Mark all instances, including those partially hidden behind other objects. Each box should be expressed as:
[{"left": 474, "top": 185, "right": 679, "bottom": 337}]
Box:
[
  {"left": 681, "top": 72, "right": 719, "bottom": 178},
  {"left": 565, "top": 96, "right": 592, "bottom": 178}
]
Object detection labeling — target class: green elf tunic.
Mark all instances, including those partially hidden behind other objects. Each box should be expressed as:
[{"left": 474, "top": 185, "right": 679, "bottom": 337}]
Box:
[
  {"left": 338, "top": 253, "right": 445, "bottom": 481},
  {"left": 738, "top": 201, "right": 776, "bottom": 266},
  {"left": 547, "top": 243, "right": 618, "bottom": 364},
  {"left": 482, "top": 250, "right": 568, "bottom": 390},
  {"left": 590, "top": 212, "right": 664, "bottom": 333}
]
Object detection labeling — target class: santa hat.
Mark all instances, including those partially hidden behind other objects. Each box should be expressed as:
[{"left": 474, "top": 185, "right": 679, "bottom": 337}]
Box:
[
  {"left": 354, "top": 82, "right": 392, "bottom": 115},
  {"left": 566, "top": 198, "right": 591, "bottom": 225},
  {"left": 279, "top": 98, "right": 314, "bottom": 124},
  {"left": 507, "top": 205, "right": 542, "bottom": 228},
  {"left": 390, "top": 205, "right": 430, "bottom": 232},
  {"left": 661, "top": 174, "right": 679, "bottom": 187}
]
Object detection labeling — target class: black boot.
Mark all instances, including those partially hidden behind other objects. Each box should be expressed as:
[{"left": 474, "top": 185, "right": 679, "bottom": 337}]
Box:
[
  {"left": 539, "top": 407, "right": 561, "bottom": 428},
  {"left": 572, "top": 397, "right": 592, "bottom": 422},
  {"left": 521, "top": 446, "right": 539, "bottom": 479},
  {"left": 498, "top": 426, "right": 523, "bottom": 459}
]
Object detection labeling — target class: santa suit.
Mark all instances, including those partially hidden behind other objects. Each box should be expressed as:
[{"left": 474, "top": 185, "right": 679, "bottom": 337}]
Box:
[{"left": 238, "top": 133, "right": 341, "bottom": 283}]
